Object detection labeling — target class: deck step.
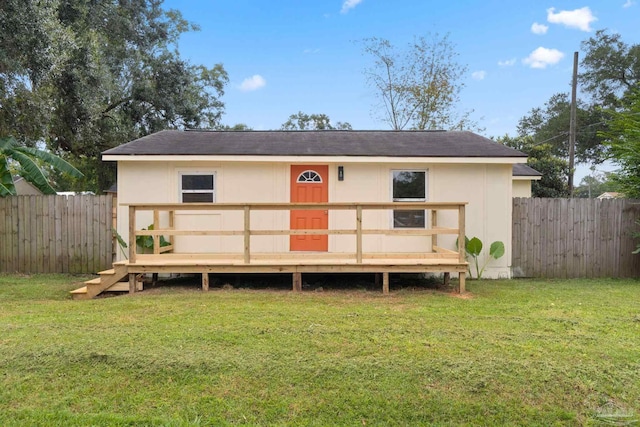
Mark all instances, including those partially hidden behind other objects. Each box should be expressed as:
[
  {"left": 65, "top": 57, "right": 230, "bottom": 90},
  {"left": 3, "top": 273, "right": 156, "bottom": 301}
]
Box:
[
  {"left": 107, "top": 281, "right": 143, "bottom": 292},
  {"left": 98, "top": 269, "right": 115, "bottom": 276},
  {"left": 84, "top": 278, "right": 102, "bottom": 285},
  {"left": 70, "top": 286, "right": 90, "bottom": 300}
]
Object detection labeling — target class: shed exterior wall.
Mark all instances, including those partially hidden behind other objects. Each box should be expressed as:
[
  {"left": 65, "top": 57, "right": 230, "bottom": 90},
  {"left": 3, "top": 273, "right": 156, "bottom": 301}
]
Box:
[
  {"left": 512, "top": 180, "right": 533, "bottom": 198},
  {"left": 116, "top": 159, "right": 513, "bottom": 278}
]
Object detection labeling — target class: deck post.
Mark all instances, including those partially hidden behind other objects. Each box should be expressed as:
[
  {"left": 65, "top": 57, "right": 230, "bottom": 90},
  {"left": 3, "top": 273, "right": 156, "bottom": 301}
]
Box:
[
  {"left": 128, "top": 273, "right": 137, "bottom": 294},
  {"left": 243, "top": 206, "right": 250, "bottom": 264},
  {"left": 128, "top": 205, "right": 136, "bottom": 264},
  {"left": 458, "top": 272, "right": 466, "bottom": 293},
  {"left": 153, "top": 209, "right": 160, "bottom": 254},
  {"left": 356, "top": 205, "right": 363, "bottom": 263},
  {"left": 443, "top": 272, "right": 450, "bottom": 287},
  {"left": 382, "top": 272, "right": 389, "bottom": 295},
  {"left": 168, "top": 210, "right": 175, "bottom": 247},
  {"left": 431, "top": 209, "right": 438, "bottom": 247},
  {"left": 292, "top": 272, "right": 302, "bottom": 292},
  {"left": 458, "top": 205, "right": 466, "bottom": 264},
  {"left": 202, "top": 273, "right": 209, "bottom": 291}
]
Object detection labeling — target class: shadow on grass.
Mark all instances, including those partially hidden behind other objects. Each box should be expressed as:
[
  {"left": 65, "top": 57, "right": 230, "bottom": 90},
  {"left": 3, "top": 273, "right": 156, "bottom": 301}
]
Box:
[{"left": 140, "top": 272, "right": 451, "bottom": 294}]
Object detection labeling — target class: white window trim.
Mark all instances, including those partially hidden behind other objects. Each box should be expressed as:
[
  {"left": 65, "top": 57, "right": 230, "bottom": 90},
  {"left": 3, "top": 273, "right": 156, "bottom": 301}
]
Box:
[
  {"left": 390, "top": 169, "right": 428, "bottom": 229},
  {"left": 296, "top": 170, "right": 323, "bottom": 183},
  {"left": 179, "top": 171, "right": 216, "bottom": 203}
]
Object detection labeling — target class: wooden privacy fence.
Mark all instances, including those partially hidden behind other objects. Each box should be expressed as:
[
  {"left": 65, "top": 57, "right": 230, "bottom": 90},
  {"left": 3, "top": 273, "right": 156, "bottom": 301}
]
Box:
[
  {"left": 512, "top": 198, "right": 640, "bottom": 278},
  {"left": 0, "top": 195, "right": 113, "bottom": 274}
]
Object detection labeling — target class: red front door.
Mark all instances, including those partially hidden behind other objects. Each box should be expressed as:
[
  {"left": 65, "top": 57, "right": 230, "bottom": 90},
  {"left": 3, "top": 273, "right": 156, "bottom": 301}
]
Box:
[{"left": 290, "top": 165, "right": 328, "bottom": 251}]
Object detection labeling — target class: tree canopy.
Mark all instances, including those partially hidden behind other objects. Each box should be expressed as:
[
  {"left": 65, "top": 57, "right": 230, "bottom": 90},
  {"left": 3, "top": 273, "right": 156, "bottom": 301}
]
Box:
[
  {"left": 598, "top": 89, "right": 640, "bottom": 198},
  {"left": 497, "top": 135, "right": 569, "bottom": 198},
  {"left": 281, "top": 112, "right": 352, "bottom": 130},
  {"left": 580, "top": 30, "right": 640, "bottom": 108},
  {"left": 0, "top": 0, "right": 228, "bottom": 192},
  {"left": 516, "top": 92, "right": 609, "bottom": 165},
  {"left": 361, "top": 34, "right": 476, "bottom": 131}
]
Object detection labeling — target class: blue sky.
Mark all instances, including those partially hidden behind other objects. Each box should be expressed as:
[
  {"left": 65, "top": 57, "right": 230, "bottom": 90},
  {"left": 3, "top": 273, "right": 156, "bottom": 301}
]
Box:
[{"left": 163, "top": 0, "right": 638, "bottom": 177}]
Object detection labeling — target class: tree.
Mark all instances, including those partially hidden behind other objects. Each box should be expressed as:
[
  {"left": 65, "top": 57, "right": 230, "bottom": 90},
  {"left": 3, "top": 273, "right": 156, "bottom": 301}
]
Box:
[
  {"left": 598, "top": 89, "right": 640, "bottom": 198},
  {"left": 0, "top": 136, "right": 83, "bottom": 196},
  {"left": 580, "top": 30, "right": 640, "bottom": 108},
  {"left": 516, "top": 92, "right": 608, "bottom": 165},
  {"left": 281, "top": 112, "right": 352, "bottom": 130},
  {"left": 0, "top": 0, "right": 228, "bottom": 192},
  {"left": 573, "top": 172, "right": 620, "bottom": 198},
  {"left": 361, "top": 34, "right": 475, "bottom": 131},
  {"left": 497, "top": 135, "right": 569, "bottom": 198},
  {"left": 218, "top": 123, "right": 253, "bottom": 131}
]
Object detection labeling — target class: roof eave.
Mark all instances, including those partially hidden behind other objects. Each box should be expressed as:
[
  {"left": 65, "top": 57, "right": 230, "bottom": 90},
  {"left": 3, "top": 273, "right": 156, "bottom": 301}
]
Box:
[{"left": 102, "top": 154, "right": 527, "bottom": 164}]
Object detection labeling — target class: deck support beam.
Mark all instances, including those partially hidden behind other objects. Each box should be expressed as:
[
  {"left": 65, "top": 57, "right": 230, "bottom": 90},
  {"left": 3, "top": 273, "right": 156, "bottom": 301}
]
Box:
[
  {"left": 443, "top": 272, "right": 450, "bottom": 287},
  {"left": 382, "top": 272, "right": 389, "bottom": 295},
  {"left": 202, "top": 273, "right": 209, "bottom": 291},
  {"left": 458, "top": 272, "right": 465, "bottom": 293},
  {"left": 128, "top": 273, "right": 137, "bottom": 294},
  {"left": 292, "top": 272, "right": 302, "bottom": 292}
]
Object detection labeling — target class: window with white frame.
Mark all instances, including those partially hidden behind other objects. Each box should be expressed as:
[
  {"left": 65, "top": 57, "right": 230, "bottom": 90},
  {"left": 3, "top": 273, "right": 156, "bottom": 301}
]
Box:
[
  {"left": 392, "top": 170, "right": 426, "bottom": 228},
  {"left": 180, "top": 173, "right": 215, "bottom": 203}
]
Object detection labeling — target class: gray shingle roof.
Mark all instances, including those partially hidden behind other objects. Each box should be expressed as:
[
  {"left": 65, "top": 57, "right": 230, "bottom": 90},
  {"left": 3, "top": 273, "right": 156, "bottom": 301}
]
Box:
[
  {"left": 102, "top": 130, "right": 527, "bottom": 158},
  {"left": 513, "top": 164, "right": 542, "bottom": 177}
]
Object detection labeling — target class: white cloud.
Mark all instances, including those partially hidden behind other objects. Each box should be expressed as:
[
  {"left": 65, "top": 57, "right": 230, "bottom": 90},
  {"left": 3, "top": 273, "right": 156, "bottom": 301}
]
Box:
[
  {"left": 623, "top": 0, "right": 635, "bottom": 7},
  {"left": 341, "top": 0, "right": 363, "bottom": 14},
  {"left": 239, "top": 75, "right": 266, "bottom": 92},
  {"left": 522, "top": 47, "right": 565, "bottom": 69},
  {"left": 471, "top": 71, "right": 487, "bottom": 80},
  {"left": 546, "top": 7, "right": 597, "bottom": 32},
  {"left": 498, "top": 58, "right": 517, "bottom": 67},
  {"left": 531, "top": 22, "right": 549, "bottom": 35}
]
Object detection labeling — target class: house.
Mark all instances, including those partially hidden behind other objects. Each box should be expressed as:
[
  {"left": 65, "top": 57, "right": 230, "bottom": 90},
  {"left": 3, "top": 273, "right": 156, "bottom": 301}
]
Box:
[
  {"left": 512, "top": 164, "right": 542, "bottom": 198},
  {"left": 597, "top": 192, "right": 623, "bottom": 199},
  {"left": 12, "top": 176, "right": 43, "bottom": 195},
  {"left": 72, "top": 130, "right": 528, "bottom": 299}
]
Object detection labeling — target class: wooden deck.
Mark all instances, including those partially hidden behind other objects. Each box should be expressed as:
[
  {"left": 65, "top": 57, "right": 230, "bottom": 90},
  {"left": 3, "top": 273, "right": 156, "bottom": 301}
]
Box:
[{"left": 71, "top": 202, "right": 468, "bottom": 299}]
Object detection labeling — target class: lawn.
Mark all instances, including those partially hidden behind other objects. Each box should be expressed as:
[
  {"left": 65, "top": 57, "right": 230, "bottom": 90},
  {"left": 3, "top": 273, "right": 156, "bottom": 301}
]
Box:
[{"left": 0, "top": 274, "right": 638, "bottom": 426}]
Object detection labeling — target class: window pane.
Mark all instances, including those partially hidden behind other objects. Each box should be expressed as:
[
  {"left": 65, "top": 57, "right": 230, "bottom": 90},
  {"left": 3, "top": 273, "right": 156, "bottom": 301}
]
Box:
[
  {"left": 393, "top": 171, "right": 425, "bottom": 199},
  {"left": 182, "top": 192, "right": 214, "bottom": 203},
  {"left": 182, "top": 175, "right": 214, "bottom": 190},
  {"left": 393, "top": 210, "right": 425, "bottom": 228}
]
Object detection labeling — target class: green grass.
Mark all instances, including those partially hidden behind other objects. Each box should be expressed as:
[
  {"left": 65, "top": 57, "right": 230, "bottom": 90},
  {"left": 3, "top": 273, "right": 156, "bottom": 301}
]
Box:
[{"left": 1, "top": 274, "right": 639, "bottom": 426}]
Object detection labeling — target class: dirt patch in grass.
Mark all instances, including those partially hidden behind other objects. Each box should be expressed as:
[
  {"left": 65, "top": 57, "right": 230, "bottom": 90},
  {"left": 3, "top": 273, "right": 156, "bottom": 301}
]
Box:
[{"left": 450, "top": 291, "right": 474, "bottom": 299}]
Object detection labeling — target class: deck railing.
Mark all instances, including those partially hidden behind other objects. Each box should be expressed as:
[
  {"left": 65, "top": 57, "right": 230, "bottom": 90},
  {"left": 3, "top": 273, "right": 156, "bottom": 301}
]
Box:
[{"left": 125, "top": 202, "right": 467, "bottom": 265}]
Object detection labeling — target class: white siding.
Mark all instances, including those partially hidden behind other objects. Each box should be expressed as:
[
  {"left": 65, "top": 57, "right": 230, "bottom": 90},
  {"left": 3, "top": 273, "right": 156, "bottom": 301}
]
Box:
[{"left": 116, "top": 159, "right": 514, "bottom": 278}]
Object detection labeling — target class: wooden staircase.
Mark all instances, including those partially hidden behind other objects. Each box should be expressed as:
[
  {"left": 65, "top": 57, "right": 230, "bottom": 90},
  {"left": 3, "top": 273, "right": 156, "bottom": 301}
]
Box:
[{"left": 70, "top": 262, "right": 141, "bottom": 300}]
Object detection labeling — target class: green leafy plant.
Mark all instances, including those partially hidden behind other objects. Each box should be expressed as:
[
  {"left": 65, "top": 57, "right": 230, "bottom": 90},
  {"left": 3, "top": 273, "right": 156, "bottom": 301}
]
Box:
[
  {"left": 112, "top": 229, "right": 129, "bottom": 259},
  {"left": 459, "top": 236, "right": 505, "bottom": 279},
  {"left": 136, "top": 224, "right": 170, "bottom": 254},
  {"left": 1, "top": 136, "right": 83, "bottom": 196}
]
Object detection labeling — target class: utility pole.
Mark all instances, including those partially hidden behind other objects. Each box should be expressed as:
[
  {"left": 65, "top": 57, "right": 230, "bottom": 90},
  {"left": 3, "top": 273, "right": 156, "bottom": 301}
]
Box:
[{"left": 568, "top": 51, "right": 578, "bottom": 197}]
